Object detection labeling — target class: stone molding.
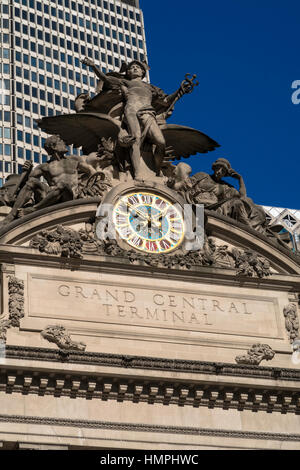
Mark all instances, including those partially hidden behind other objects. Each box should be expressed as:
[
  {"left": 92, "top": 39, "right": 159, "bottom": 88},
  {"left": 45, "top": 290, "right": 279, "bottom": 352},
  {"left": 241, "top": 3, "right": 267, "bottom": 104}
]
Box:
[
  {"left": 3, "top": 346, "right": 300, "bottom": 381},
  {"left": 0, "top": 414, "right": 300, "bottom": 442},
  {"left": 1, "top": 348, "right": 300, "bottom": 415}
]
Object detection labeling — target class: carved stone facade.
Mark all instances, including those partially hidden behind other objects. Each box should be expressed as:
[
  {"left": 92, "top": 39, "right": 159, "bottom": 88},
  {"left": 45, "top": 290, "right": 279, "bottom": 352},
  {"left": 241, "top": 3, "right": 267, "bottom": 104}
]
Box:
[
  {"left": 0, "top": 209, "right": 299, "bottom": 449},
  {"left": 0, "top": 56, "right": 299, "bottom": 450}
]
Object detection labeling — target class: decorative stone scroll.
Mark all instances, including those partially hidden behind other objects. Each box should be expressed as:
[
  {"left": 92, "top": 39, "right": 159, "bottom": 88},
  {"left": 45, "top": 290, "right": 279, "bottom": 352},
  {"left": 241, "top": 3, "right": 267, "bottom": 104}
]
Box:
[
  {"left": 41, "top": 325, "right": 86, "bottom": 352},
  {"left": 235, "top": 344, "right": 275, "bottom": 365}
]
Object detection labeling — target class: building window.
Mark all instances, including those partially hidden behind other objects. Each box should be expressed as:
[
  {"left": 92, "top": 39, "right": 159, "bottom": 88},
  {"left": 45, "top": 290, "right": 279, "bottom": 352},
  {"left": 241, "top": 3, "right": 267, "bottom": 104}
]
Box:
[
  {"left": 4, "top": 146, "right": 11, "bottom": 157},
  {"left": 4, "top": 128, "right": 10, "bottom": 139}
]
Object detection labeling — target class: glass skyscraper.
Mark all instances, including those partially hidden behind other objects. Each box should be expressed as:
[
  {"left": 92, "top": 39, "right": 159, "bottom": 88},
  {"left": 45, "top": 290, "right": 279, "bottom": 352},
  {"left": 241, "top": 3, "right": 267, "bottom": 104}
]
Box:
[
  {"left": 263, "top": 205, "right": 300, "bottom": 252},
  {"left": 0, "top": 0, "right": 147, "bottom": 185}
]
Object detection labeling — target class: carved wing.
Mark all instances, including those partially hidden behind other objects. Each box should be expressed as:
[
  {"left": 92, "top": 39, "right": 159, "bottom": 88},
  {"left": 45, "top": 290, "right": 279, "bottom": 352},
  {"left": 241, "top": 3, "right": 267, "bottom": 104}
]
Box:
[
  {"left": 160, "top": 124, "right": 220, "bottom": 160},
  {"left": 37, "top": 113, "right": 120, "bottom": 154},
  {"left": 84, "top": 89, "right": 124, "bottom": 119}
]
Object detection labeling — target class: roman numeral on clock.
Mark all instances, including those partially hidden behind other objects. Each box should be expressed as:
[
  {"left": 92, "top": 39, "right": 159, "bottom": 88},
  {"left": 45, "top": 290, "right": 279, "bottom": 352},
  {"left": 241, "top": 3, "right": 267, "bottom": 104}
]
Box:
[
  {"left": 160, "top": 240, "right": 171, "bottom": 250},
  {"left": 131, "top": 235, "right": 143, "bottom": 247},
  {"left": 141, "top": 194, "right": 153, "bottom": 205},
  {"left": 146, "top": 241, "right": 158, "bottom": 252}
]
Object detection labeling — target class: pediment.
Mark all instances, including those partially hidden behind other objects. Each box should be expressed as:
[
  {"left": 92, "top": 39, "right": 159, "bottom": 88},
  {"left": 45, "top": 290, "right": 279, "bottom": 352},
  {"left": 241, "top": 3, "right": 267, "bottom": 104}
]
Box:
[{"left": 0, "top": 199, "right": 299, "bottom": 277}]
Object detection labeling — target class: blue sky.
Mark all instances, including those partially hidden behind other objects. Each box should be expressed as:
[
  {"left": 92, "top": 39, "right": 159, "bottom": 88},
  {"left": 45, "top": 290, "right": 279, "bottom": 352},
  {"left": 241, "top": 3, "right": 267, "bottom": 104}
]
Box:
[{"left": 141, "top": 0, "right": 300, "bottom": 209}]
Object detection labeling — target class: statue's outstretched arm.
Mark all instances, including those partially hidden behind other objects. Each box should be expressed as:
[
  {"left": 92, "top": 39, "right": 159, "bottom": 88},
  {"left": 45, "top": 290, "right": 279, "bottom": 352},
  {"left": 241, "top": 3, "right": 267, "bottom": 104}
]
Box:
[
  {"left": 155, "top": 74, "right": 199, "bottom": 117},
  {"left": 81, "top": 57, "right": 109, "bottom": 83}
]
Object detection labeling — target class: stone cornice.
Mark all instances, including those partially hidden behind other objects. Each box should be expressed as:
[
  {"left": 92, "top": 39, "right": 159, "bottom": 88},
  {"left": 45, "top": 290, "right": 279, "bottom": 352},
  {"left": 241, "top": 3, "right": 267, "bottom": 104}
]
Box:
[
  {"left": 1, "top": 348, "right": 300, "bottom": 413},
  {"left": 3, "top": 345, "right": 300, "bottom": 380},
  {"left": 0, "top": 363, "right": 299, "bottom": 414}
]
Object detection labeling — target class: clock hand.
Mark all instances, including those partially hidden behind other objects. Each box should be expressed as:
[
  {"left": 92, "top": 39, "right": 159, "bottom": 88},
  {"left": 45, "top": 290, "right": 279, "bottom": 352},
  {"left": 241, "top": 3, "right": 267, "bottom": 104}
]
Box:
[
  {"left": 152, "top": 206, "right": 172, "bottom": 220},
  {"left": 126, "top": 202, "right": 149, "bottom": 221},
  {"left": 126, "top": 202, "right": 163, "bottom": 228}
]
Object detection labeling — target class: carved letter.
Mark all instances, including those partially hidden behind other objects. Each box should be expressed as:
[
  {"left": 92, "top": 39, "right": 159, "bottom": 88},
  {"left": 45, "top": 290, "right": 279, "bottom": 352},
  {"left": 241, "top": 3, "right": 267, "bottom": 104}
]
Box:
[
  {"left": 58, "top": 285, "right": 70, "bottom": 297},
  {"left": 75, "top": 286, "right": 88, "bottom": 298},
  {"left": 198, "top": 298, "right": 208, "bottom": 310},
  {"left": 203, "top": 313, "right": 213, "bottom": 325},
  {"left": 228, "top": 302, "right": 240, "bottom": 314},
  {"left": 172, "top": 311, "right": 185, "bottom": 323},
  {"left": 153, "top": 294, "right": 164, "bottom": 306},
  {"left": 91, "top": 289, "right": 101, "bottom": 300},
  {"left": 117, "top": 305, "right": 126, "bottom": 317},
  {"left": 124, "top": 291, "right": 135, "bottom": 303},
  {"left": 146, "top": 308, "right": 159, "bottom": 321},
  {"left": 242, "top": 303, "right": 252, "bottom": 314},
  {"left": 168, "top": 295, "right": 177, "bottom": 307},
  {"left": 183, "top": 297, "right": 195, "bottom": 309},
  {"left": 102, "top": 303, "right": 112, "bottom": 315},
  {"left": 188, "top": 313, "right": 199, "bottom": 324},
  {"left": 212, "top": 300, "right": 224, "bottom": 312},
  {"left": 130, "top": 306, "right": 143, "bottom": 319},
  {"left": 106, "top": 289, "right": 119, "bottom": 302}
]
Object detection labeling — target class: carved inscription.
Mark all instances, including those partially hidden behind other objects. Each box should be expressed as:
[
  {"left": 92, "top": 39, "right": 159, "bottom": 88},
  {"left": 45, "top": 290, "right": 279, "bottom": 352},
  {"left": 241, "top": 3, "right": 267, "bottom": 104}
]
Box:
[
  {"left": 57, "top": 284, "right": 255, "bottom": 326},
  {"left": 28, "top": 276, "right": 280, "bottom": 338}
]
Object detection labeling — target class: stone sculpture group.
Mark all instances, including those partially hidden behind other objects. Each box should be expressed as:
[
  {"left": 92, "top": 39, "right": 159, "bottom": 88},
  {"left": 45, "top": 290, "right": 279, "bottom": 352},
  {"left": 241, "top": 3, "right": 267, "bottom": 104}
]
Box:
[{"left": 0, "top": 58, "right": 290, "bottom": 249}]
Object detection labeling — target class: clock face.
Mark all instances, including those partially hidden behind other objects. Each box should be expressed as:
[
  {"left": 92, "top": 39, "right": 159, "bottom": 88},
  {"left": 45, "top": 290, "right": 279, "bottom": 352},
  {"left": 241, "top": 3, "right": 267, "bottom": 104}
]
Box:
[{"left": 113, "top": 191, "right": 185, "bottom": 254}]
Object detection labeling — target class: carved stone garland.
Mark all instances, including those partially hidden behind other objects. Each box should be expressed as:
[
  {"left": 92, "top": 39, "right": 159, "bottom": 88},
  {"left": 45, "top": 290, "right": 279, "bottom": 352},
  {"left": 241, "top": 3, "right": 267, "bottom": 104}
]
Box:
[
  {"left": 283, "top": 303, "right": 300, "bottom": 344},
  {"left": 29, "top": 224, "right": 272, "bottom": 278},
  {"left": 0, "top": 276, "right": 24, "bottom": 343}
]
